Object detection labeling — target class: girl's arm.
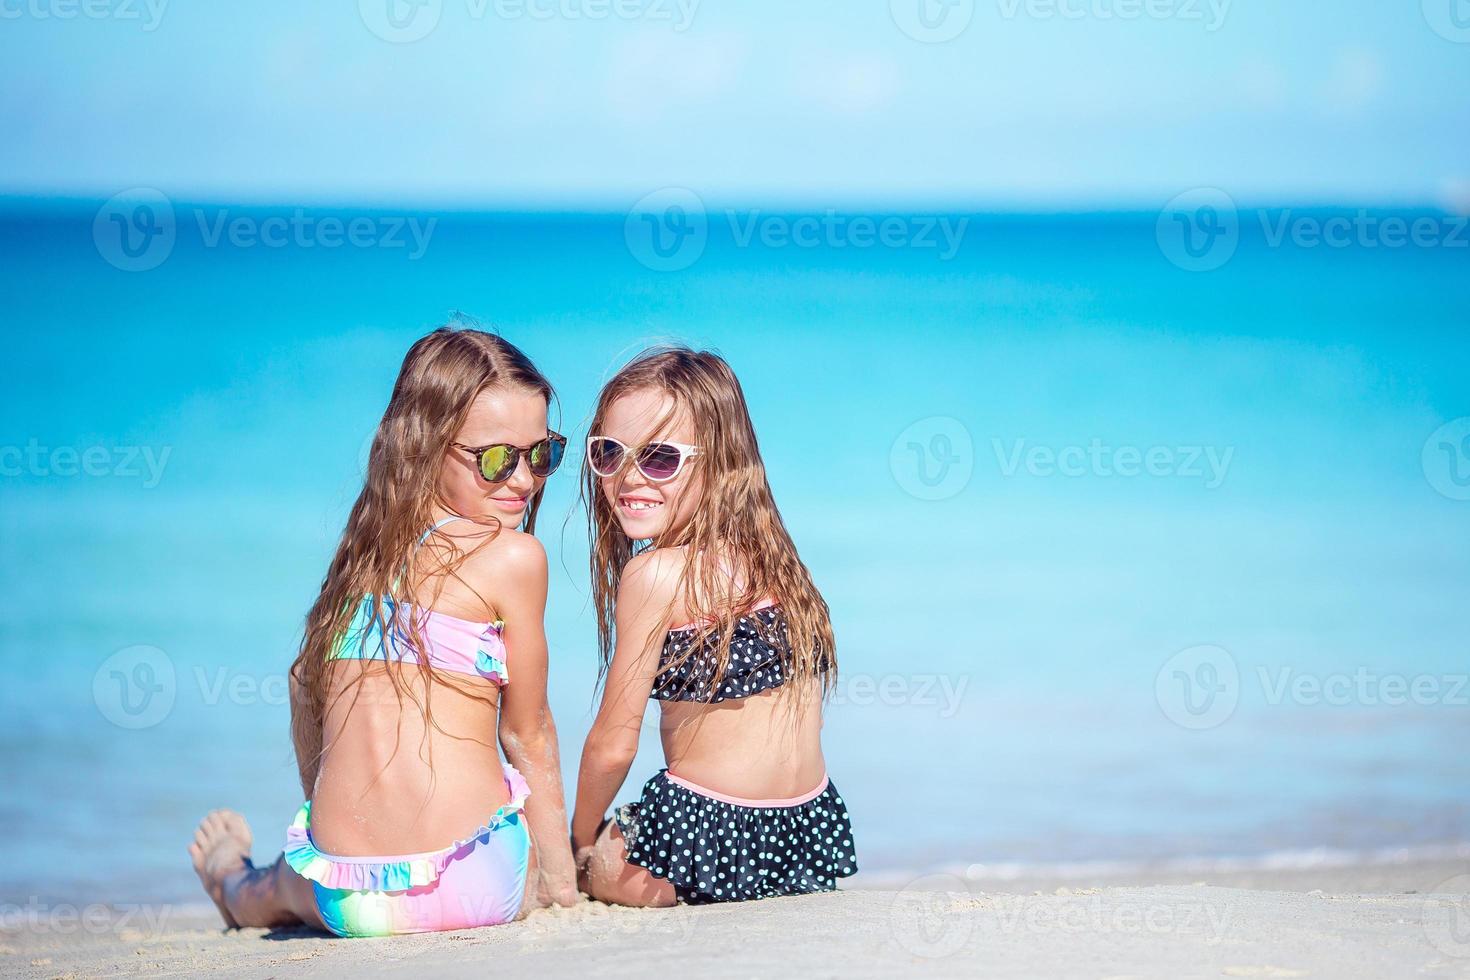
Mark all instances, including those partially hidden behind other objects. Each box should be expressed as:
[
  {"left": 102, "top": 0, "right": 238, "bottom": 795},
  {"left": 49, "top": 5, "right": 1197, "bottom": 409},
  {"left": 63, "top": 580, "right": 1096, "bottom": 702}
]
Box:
[
  {"left": 491, "top": 533, "right": 579, "bottom": 908},
  {"left": 570, "top": 550, "right": 680, "bottom": 854}
]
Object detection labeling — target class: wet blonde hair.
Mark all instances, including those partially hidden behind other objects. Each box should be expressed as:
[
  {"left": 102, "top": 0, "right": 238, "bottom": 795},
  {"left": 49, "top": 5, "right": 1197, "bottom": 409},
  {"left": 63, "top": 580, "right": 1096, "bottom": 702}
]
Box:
[
  {"left": 289, "top": 325, "right": 554, "bottom": 794},
  {"left": 583, "top": 347, "right": 835, "bottom": 698}
]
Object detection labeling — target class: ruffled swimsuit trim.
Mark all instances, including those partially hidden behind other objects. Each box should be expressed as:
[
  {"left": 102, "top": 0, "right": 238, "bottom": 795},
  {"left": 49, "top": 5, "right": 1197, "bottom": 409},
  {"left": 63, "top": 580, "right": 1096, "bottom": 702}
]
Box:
[
  {"left": 284, "top": 763, "right": 530, "bottom": 893},
  {"left": 330, "top": 595, "right": 510, "bottom": 685},
  {"left": 615, "top": 769, "right": 858, "bottom": 904},
  {"left": 653, "top": 604, "right": 826, "bottom": 703}
]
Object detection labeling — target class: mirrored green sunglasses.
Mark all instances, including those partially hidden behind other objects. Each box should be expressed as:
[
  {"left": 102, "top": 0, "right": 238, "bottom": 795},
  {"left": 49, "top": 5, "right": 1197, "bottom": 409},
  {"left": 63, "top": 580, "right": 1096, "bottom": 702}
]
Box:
[{"left": 451, "top": 432, "right": 567, "bottom": 483}]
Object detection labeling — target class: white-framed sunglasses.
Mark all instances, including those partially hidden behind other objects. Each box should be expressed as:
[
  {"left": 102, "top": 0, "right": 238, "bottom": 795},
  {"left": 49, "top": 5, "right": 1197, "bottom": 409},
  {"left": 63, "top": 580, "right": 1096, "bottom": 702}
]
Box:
[{"left": 586, "top": 435, "right": 701, "bottom": 483}]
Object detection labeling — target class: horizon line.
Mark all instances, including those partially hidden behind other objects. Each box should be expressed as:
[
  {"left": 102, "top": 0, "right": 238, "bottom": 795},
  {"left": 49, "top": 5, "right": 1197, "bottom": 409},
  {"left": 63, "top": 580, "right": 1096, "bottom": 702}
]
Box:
[{"left": 3, "top": 191, "right": 1467, "bottom": 217}]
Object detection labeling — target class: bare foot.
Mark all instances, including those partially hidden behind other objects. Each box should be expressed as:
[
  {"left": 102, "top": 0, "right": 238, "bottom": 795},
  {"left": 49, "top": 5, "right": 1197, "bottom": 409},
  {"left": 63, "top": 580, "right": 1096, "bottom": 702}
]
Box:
[{"left": 189, "top": 809, "right": 253, "bottom": 929}]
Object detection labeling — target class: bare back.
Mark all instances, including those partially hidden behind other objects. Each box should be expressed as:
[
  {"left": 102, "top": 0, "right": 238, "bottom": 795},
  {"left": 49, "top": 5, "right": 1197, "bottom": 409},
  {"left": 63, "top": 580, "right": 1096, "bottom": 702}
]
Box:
[
  {"left": 651, "top": 548, "right": 828, "bottom": 799},
  {"left": 306, "top": 524, "right": 528, "bottom": 856},
  {"left": 658, "top": 681, "right": 827, "bottom": 799}
]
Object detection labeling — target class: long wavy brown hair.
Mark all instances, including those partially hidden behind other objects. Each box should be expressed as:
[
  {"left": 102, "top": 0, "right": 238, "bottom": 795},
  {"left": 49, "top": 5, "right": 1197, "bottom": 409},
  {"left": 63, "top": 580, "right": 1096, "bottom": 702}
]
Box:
[
  {"left": 583, "top": 347, "right": 835, "bottom": 699},
  {"left": 289, "top": 325, "right": 554, "bottom": 796}
]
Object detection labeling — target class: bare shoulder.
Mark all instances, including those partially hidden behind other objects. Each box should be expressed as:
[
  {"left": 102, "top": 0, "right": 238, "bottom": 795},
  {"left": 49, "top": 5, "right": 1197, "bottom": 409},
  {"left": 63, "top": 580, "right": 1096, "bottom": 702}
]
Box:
[
  {"left": 423, "top": 525, "right": 547, "bottom": 620},
  {"left": 483, "top": 526, "right": 547, "bottom": 568},
  {"left": 619, "top": 546, "right": 687, "bottom": 609},
  {"left": 461, "top": 527, "right": 546, "bottom": 587}
]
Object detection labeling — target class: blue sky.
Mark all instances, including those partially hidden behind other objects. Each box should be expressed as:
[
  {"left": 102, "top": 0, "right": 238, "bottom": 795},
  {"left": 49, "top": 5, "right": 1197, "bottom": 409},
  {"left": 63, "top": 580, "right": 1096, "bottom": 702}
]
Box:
[{"left": 1, "top": 0, "right": 1468, "bottom": 206}]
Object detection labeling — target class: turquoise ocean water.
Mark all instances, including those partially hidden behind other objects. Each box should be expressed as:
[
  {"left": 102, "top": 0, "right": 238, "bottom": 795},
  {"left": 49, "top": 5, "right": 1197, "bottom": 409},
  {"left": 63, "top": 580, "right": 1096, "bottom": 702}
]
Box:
[{"left": 2, "top": 201, "right": 1468, "bottom": 904}]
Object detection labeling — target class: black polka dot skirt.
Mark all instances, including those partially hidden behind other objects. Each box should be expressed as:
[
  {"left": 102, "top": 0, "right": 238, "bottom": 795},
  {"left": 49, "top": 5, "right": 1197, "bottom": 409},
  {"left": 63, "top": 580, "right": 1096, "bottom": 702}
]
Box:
[{"left": 614, "top": 769, "right": 858, "bottom": 904}]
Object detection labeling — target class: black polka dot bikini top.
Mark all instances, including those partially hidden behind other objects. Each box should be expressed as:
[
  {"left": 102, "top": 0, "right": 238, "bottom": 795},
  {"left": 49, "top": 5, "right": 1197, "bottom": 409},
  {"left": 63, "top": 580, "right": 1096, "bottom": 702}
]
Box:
[{"left": 651, "top": 602, "right": 821, "bottom": 703}]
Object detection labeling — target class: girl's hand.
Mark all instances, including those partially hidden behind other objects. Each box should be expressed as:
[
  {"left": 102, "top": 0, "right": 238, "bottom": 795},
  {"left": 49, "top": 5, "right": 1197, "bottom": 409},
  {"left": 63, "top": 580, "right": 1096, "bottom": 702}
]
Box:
[
  {"left": 571, "top": 822, "right": 602, "bottom": 869},
  {"left": 572, "top": 837, "right": 602, "bottom": 900},
  {"left": 571, "top": 828, "right": 595, "bottom": 857},
  {"left": 536, "top": 867, "right": 581, "bottom": 908}
]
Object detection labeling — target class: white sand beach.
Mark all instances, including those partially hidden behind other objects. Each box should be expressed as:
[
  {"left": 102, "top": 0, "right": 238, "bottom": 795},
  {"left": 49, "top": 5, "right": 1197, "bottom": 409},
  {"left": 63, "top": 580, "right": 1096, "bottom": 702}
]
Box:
[{"left": 7, "top": 858, "right": 1469, "bottom": 979}]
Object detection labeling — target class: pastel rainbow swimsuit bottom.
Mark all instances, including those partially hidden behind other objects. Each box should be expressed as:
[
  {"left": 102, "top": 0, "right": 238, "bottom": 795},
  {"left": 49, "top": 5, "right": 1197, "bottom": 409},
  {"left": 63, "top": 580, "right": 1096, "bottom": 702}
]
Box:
[
  {"left": 286, "top": 527, "right": 529, "bottom": 938},
  {"left": 285, "top": 764, "right": 531, "bottom": 938}
]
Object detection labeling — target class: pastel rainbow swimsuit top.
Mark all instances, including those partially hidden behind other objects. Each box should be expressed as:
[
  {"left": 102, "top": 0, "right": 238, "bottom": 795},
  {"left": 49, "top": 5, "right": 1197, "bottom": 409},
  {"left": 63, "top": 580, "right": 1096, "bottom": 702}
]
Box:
[
  {"left": 651, "top": 599, "right": 828, "bottom": 703},
  {"left": 327, "top": 518, "right": 509, "bottom": 685}
]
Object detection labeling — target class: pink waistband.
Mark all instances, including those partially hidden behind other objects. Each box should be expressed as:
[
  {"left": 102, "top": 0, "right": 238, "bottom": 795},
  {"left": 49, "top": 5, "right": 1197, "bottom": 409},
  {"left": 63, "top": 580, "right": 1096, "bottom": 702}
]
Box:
[{"left": 664, "top": 769, "right": 829, "bottom": 808}]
